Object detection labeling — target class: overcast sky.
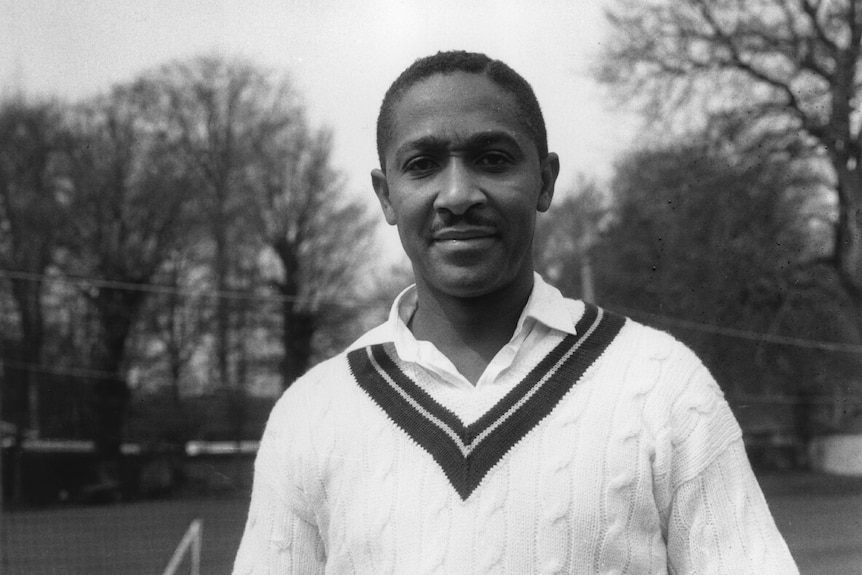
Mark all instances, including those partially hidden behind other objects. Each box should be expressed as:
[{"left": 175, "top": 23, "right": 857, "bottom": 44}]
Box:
[{"left": 1, "top": 0, "right": 636, "bottom": 190}]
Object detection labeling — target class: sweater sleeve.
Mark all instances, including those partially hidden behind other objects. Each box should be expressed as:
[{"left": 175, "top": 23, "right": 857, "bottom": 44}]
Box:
[
  {"left": 232, "top": 397, "right": 326, "bottom": 575},
  {"left": 659, "top": 361, "right": 798, "bottom": 575}
]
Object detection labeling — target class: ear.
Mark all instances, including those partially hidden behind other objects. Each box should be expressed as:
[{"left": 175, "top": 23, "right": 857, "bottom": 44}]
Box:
[
  {"left": 536, "top": 152, "right": 560, "bottom": 213},
  {"left": 371, "top": 168, "right": 398, "bottom": 225}
]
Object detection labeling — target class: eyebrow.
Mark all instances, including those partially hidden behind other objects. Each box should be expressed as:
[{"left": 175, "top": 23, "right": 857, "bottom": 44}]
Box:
[{"left": 394, "top": 130, "right": 522, "bottom": 165}]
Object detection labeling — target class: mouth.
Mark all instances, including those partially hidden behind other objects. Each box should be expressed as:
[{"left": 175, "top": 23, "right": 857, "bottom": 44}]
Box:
[{"left": 432, "top": 227, "right": 498, "bottom": 242}]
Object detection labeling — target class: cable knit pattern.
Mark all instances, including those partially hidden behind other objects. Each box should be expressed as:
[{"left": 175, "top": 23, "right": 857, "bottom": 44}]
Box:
[
  {"left": 233, "top": 300, "right": 798, "bottom": 574},
  {"left": 418, "top": 462, "right": 451, "bottom": 574},
  {"left": 474, "top": 462, "right": 508, "bottom": 574},
  {"left": 367, "top": 405, "right": 397, "bottom": 573}
]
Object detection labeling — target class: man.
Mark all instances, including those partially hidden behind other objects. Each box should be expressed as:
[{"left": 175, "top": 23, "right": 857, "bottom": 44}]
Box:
[{"left": 233, "top": 51, "right": 798, "bottom": 574}]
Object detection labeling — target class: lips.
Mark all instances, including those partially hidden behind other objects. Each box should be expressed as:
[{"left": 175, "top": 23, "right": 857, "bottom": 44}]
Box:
[{"left": 432, "top": 227, "right": 497, "bottom": 241}]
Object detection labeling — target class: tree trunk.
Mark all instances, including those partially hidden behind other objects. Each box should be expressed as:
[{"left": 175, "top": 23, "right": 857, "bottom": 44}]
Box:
[
  {"left": 92, "top": 375, "right": 130, "bottom": 462},
  {"left": 281, "top": 301, "right": 314, "bottom": 390},
  {"left": 832, "top": 159, "right": 862, "bottom": 304},
  {"left": 6, "top": 277, "right": 46, "bottom": 502},
  {"left": 214, "top": 212, "right": 232, "bottom": 392},
  {"left": 89, "top": 286, "right": 141, "bottom": 494},
  {"left": 6, "top": 358, "right": 27, "bottom": 503},
  {"left": 10, "top": 277, "right": 44, "bottom": 437},
  {"left": 274, "top": 238, "right": 315, "bottom": 390}
]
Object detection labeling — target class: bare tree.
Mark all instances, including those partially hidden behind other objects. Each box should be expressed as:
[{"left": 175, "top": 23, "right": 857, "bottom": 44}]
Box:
[
  {"left": 251, "top": 126, "right": 378, "bottom": 388},
  {"left": 138, "top": 55, "right": 301, "bottom": 393},
  {"left": 62, "top": 85, "right": 194, "bottom": 472},
  {"left": 144, "top": 54, "right": 379, "bottom": 391},
  {"left": 0, "top": 56, "right": 389, "bottom": 471},
  {"left": 129, "top": 248, "right": 213, "bottom": 442},
  {"left": 0, "top": 99, "right": 67, "bottom": 500},
  {"left": 598, "top": 0, "right": 862, "bottom": 309}
]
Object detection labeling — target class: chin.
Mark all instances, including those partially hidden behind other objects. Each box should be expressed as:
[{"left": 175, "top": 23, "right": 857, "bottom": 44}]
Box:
[
  {"left": 414, "top": 257, "right": 530, "bottom": 300},
  {"left": 429, "top": 271, "right": 509, "bottom": 299}
]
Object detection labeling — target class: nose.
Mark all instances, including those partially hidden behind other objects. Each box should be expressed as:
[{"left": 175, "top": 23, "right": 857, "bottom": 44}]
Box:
[{"left": 433, "top": 160, "right": 486, "bottom": 215}]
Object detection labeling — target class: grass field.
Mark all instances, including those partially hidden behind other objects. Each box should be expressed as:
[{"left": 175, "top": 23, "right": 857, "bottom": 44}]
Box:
[
  {"left": 759, "top": 471, "right": 862, "bottom": 575},
  {"left": 1, "top": 496, "right": 248, "bottom": 575},
  {"left": 2, "top": 471, "right": 861, "bottom": 574}
]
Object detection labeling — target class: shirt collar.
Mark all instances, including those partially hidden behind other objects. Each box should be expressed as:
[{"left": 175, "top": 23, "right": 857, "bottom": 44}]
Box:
[{"left": 347, "top": 273, "right": 577, "bottom": 352}]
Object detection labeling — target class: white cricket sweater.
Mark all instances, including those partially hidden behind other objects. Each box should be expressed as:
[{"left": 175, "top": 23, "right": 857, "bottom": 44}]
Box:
[{"left": 233, "top": 301, "right": 798, "bottom": 574}]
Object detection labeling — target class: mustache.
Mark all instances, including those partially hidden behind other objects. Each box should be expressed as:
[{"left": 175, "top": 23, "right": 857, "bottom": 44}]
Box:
[{"left": 431, "top": 211, "right": 499, "bottom": 232}]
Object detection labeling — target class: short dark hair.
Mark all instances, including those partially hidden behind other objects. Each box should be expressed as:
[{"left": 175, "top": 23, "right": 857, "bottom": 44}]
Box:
[{"left": 376, "top": 51, "right": 548, "bottom": 170}]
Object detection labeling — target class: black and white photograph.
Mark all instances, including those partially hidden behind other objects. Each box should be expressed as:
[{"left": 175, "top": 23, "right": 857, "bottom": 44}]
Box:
[{"left": 1, "top": 1, "right": 860, "bottom": 573}]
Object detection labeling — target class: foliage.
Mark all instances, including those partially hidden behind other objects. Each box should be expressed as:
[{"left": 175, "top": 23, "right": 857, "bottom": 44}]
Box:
[
  {"left": 534, "top": 178, "right": 607, "bottom": 301},
  {"left": 593, "top": 134, "right": 861, "bottom": 437},
  {"left": 598, "top": 0, "right": 862, "bottom": 307}
]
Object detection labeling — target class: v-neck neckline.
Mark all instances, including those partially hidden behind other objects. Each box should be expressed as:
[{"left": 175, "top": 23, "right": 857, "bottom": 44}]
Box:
[{"left": 348, "top": 304, "right": 625, "bottom": 500}]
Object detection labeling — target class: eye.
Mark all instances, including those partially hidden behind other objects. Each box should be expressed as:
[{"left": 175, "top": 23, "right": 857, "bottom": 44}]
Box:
[
  {"left": 403, "top": 156, "right": 438, "bottom": 175},
  {"left": 476, "top": 152, "right": 511, "bottom": 170}
]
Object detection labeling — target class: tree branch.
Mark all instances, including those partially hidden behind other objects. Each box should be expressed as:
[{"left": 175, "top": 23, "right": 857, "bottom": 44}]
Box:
[{"left": 800, "top": 0, "right": 840, "bottom": 52}]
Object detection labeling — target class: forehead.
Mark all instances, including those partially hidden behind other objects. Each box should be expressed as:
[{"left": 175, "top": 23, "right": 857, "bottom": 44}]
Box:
[{"left": 386, "top": 72, "right": 533, "bottom": 159}]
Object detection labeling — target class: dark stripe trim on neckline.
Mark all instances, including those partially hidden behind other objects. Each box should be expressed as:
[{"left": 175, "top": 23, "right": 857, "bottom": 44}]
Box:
[{"left": 347, "top": 304, "right": 625, "bottom": 500}]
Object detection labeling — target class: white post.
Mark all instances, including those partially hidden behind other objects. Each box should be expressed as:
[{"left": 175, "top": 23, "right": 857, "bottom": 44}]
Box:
[
  {"left": 161, "top": 518, "right": 203, "bottom": 575},
  {"left": 191, "top": 519, "right": 202, "bottom": 575}
]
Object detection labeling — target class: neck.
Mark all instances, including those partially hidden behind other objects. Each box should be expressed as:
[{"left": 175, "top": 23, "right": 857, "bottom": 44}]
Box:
[{"left": 409, "top": 273, "right": 534, "bottom": 383}]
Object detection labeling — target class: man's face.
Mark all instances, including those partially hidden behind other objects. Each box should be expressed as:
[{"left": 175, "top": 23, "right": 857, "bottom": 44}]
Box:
[{"left": 372, "top": 72, "right": 559, "bottom": 300}]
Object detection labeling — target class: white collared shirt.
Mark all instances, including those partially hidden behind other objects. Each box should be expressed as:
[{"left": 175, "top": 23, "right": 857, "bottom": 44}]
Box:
[{"left": 348, "top": 273, "right": 578, "bottom": 391}]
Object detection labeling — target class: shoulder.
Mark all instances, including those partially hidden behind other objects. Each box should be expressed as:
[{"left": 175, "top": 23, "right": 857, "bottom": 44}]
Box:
[
  {"left": 568, "top": 301, "right": 707, "bottom": 383},
  {"left": 263, "top": 311, "right": 398, "bottom": 435},
  {"left": 598, "top": 310, "right": 742, "bottom": 482},
  {"left": 559, "top": 298, "right": 697, "bottom": 368},
  {"left": 265, "top": 350, "right": 355, "bottom": 434},
  {"left": 275, "top": 317, "right": 391, "bottom": 407},
  {"left": 614, "top": 314, "right": 723, "bottom": 403},
  {"left": 569, "top": 305, "right": 744, "bottom": 485},
  {"left": 572, "top": 303, "right": 735, "bottom": 438}
]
